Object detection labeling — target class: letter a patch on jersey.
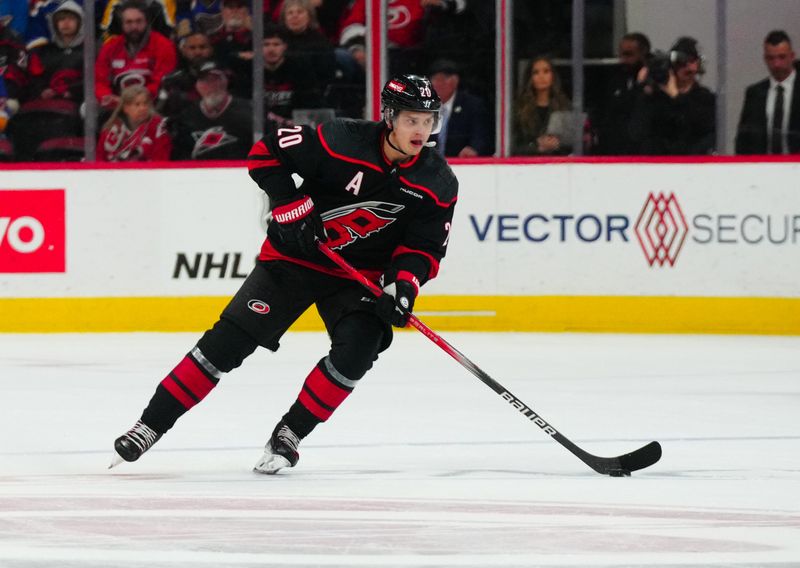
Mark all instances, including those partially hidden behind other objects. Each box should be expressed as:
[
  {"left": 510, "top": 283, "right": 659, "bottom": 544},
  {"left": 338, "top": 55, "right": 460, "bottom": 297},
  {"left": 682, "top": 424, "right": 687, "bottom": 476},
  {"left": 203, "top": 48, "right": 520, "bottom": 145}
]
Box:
[{"left": 345, "top": 171, "right": 364, "bottom": 195}]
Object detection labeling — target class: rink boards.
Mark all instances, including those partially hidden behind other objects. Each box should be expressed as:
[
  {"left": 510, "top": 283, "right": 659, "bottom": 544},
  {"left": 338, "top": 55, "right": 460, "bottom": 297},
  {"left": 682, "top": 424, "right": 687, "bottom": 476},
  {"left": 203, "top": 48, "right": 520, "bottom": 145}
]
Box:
[{"left": 1, "top": 161, "right": 799, "bottom": 334}]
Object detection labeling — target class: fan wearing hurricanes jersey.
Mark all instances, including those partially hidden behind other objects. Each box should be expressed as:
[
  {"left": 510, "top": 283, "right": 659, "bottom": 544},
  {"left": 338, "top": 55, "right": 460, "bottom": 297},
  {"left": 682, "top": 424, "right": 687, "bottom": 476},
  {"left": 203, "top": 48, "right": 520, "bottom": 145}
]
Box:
[
  {"left": 170, "top": 61, "right": 253, "bottom": 160},
  {"left": 110, "top": 74, "right": 458, "bottom": 473}
]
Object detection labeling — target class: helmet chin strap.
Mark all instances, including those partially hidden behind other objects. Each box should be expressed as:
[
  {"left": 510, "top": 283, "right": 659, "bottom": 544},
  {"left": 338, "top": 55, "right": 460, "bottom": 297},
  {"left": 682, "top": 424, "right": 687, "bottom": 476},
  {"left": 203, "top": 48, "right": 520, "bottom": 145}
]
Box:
[{"left": 386, "top": 129, "right": 411, "bottom": 157}]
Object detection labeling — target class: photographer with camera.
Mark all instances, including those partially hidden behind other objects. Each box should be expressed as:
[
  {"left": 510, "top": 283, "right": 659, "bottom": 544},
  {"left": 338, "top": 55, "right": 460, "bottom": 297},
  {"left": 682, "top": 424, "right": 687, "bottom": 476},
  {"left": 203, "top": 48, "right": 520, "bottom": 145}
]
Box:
[{"left": 629, "top": 36, "right": 716, "bottom": 155}]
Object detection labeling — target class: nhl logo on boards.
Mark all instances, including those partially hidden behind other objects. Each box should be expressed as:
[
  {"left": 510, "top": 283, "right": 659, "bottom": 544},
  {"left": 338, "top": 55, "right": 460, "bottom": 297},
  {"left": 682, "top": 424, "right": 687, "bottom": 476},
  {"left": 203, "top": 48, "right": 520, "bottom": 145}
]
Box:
[{"left": 247, "top": 299, "right": 270, "bottom": 314}]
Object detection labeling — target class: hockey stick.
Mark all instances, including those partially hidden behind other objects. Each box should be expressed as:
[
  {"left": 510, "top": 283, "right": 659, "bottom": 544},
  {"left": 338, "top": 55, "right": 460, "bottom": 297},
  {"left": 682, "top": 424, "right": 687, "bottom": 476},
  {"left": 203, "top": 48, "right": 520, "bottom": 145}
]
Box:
[{"left": 318, "top": 241, "right": 662, "bottom": 476}]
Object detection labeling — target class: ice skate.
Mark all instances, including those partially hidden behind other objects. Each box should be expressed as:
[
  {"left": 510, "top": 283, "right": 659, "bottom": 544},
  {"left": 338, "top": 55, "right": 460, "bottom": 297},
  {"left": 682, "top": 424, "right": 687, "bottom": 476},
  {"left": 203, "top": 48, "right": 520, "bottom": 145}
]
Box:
[
  {"left": 109, "top": 420, "right": 162, "bottom": 468},
  {"left": 253, "top": 422, "right": 300, "bottom": 474}
]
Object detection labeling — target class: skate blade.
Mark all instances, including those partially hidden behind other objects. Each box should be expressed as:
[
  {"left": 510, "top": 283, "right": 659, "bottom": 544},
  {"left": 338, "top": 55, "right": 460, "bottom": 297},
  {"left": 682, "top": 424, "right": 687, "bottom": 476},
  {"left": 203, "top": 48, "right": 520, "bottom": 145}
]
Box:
[
  {"left": 253, "top": 454, "right": 291, "bottom": 475},
  {"left": 108, "top": 452, "right": 124, "bottom": 469}
]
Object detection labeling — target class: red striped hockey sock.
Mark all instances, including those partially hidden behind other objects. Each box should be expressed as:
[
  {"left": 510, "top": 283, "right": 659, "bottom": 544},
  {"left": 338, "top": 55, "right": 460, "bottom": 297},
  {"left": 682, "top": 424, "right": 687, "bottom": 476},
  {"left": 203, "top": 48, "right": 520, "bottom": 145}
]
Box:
[
  {"left": 292, "top": 358, "right": 355, "bottom": 429},
  {"left": 142, "top": 346, "right": 223, "bottom": 433}
]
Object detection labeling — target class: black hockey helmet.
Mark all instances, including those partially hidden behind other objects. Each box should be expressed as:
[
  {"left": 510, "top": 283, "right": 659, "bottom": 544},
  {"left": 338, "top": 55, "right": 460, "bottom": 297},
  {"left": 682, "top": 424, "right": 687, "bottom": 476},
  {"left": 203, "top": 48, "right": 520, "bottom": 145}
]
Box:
[{"left": 381, "top": 74, "right": 442, "bottom": 131}]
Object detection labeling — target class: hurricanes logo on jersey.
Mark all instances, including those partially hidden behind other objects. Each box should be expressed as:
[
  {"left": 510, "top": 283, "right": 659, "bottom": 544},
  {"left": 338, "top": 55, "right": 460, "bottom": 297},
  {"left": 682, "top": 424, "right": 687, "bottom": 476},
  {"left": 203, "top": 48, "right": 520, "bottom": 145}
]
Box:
[
  {"left": 192, "top": 126, "right": 238, "bottom": 158},
  {"left": 388, "top": 4, "right": 412, "bottom": 29},
  {"left": 321, "top": 201, "right": 404, "bottom": 250}
]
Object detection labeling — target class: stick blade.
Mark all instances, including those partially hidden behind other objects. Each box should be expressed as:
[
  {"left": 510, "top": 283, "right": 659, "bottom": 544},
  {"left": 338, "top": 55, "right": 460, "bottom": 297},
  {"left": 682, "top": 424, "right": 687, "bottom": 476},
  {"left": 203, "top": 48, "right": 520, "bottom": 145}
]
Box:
[
  {"left": 562, "top": 435, "right": 663, "bottom": 476},
  {"left": 618, "top": 441, "right": 662, "bottom": 473}
]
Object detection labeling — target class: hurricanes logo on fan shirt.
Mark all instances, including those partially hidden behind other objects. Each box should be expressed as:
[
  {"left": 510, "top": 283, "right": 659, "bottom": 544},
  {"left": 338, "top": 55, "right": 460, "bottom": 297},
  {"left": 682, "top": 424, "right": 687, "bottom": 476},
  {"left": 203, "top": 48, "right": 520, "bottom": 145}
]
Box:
[
  {"left": 321, "top": 201, "right": 404, "bottom": 250},
  {"left": 192, "top": 127, "right": 238, "bottom": 158},
  {"left": 50, "top": 69, "right": 81, "bottom": 96},
  {"left": 387, "top": 5, "right": 412, "bottom": 29},
  {"left": 114, "top": 69, "right": 149, "bottom": 90}
]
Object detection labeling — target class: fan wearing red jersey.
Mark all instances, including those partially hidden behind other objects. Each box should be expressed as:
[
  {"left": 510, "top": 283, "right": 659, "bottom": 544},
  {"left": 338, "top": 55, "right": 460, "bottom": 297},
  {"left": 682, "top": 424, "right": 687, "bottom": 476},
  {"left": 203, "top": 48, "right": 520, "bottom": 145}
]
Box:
[{"left": 110, "top": 74, "right": 458, "bottom": 474}]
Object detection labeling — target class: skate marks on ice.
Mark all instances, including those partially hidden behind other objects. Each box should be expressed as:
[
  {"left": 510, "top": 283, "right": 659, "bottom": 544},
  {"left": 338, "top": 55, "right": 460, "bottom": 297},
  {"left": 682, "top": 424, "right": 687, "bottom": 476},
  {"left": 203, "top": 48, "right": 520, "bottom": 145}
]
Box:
[{"left": 1, "top": 495, "right": 799, "bottom": 567}]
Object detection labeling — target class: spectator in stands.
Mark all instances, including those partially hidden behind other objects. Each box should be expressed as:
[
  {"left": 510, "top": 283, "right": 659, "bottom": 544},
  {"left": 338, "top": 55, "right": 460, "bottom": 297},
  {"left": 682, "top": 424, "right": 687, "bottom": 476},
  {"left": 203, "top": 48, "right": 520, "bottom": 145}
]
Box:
[
  {"left": 25, "top": 0, "right": 58, "bottom": 49},
  {"left": 266, "top": 0, "right": 347, "bottom": 40},
  {"left": 0, "top": 13, "right": 28, "bottom": 102},
  {"left": 170, "top": 60, "right": 252, "bottom": 160},
  {"left": 736, "top": 30, "right": 799, "bottom": 154},
  {"left": 209, "top": 0, "right": 253, "bottom": 95},
  {"left": 179, "top": 30, "right": 215, "bottom": 64},
  {"left": 4, "top": 0, "right": 85, "bottom": 162},
  {"left": 280, "top": 0, "right": 336, "bottom": 85},
  {"left": 157, "top": 31, "right": 216, "bottom": 117},
  {"left": 27, "top": 1, "right": 84, "bottom": 102},
  {"left": 596, "top": 32, "right": 650, "bottom": 155},
  {"left": 339, "top": 0, "right": 465, "bottom": 75},
  {"left": 95, "top": 0, "right": 177, "bottom": 111},
  {"left": 100, "top": 0, "right": 176, "bottom": 41},
  {"left": 235, "top": 23, "right": 322, "bottom": 127},
  {"left": 266, "top": 0, "right": 348, "bottom": 41},
  {"left": 429, "top": 58, "right": 491, "bottom": 157},
  {"left": 629, "top": 36, "right": 716, "bottom": 155},
  {"left": 0, "top": 14, "right": 24, "bottom": 153},
  {"left": 97, "top": 84, "right": 172, "bottom": 161},
  {"left": 513, "top": 56, "right": 572, "bottom": 155}
]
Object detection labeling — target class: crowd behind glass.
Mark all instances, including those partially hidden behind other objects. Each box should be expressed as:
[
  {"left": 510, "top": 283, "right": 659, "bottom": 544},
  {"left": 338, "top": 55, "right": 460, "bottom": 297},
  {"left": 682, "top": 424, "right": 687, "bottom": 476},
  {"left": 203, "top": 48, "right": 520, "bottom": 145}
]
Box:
[{"left": 0, "top": 0, "right": 797, "bottom": 162}]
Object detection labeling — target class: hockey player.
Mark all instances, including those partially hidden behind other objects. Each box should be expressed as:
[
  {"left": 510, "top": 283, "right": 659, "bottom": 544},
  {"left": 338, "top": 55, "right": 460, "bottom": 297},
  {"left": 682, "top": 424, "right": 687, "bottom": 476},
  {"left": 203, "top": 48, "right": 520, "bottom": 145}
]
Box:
[{"left": 111, "top": 74, "right": 458, "bottom": 473}]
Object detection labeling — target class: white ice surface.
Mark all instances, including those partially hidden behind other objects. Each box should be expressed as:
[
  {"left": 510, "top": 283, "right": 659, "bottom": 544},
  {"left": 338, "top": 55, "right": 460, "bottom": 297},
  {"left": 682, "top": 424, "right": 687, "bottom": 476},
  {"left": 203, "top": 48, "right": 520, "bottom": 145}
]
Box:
[{"left": 1, "top": 331, "right": 799, "bottom": 567}]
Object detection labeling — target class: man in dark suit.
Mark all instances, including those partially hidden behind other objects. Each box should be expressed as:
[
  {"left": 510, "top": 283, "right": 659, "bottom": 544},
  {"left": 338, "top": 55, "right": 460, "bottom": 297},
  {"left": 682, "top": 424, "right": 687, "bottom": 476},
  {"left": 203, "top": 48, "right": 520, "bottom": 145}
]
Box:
[
  {"left": 596, "top": 32, "right": 651, "bottom": 155},
  {"left": 735, "top": 30, "right": 799, "bottom": 154},
  {"left": 429, "top": 59, "right": 492, "bottom": 157}
]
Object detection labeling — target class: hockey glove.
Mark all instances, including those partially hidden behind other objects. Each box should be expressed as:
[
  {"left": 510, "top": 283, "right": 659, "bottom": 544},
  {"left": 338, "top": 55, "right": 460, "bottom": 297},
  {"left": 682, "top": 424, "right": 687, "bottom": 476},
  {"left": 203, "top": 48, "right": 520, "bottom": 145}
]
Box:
[
  {"left": 271, "top": 196, "right": 327, "bottom": 258},
  {"left": 375, "top": 270, "right": 420, "bottom": 328}
]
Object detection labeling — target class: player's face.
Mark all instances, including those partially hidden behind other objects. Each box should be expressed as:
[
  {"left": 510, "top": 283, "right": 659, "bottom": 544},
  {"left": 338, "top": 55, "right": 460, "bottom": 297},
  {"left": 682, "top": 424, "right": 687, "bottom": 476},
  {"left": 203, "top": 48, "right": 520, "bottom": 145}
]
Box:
[
  {"left": 764, "top": 41, "right": 796, "bottom": 82},
  {"left": 123, "top": 94, "right": 151, "bottom": 127},
  {"left": 391, "top": 110, "right": 436, "bottom": 156},
  {"left": 531, "top": 60, "right": 553, "bottom": 93}
]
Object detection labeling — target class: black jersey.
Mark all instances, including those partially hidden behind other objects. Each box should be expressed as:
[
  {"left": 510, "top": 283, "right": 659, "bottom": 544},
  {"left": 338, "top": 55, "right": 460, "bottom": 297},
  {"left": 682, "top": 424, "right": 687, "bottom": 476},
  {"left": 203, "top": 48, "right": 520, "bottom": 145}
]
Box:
[{"left": 247, "top": 119, "right": 458, "bottom": 286}]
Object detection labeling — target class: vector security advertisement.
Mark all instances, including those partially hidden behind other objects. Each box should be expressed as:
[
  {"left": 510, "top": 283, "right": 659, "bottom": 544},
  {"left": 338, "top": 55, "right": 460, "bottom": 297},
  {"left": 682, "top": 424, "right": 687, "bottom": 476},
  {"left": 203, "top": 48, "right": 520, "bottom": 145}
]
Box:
[{"left": 1, "top": 162, "right": 798, "bottom": 333}]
